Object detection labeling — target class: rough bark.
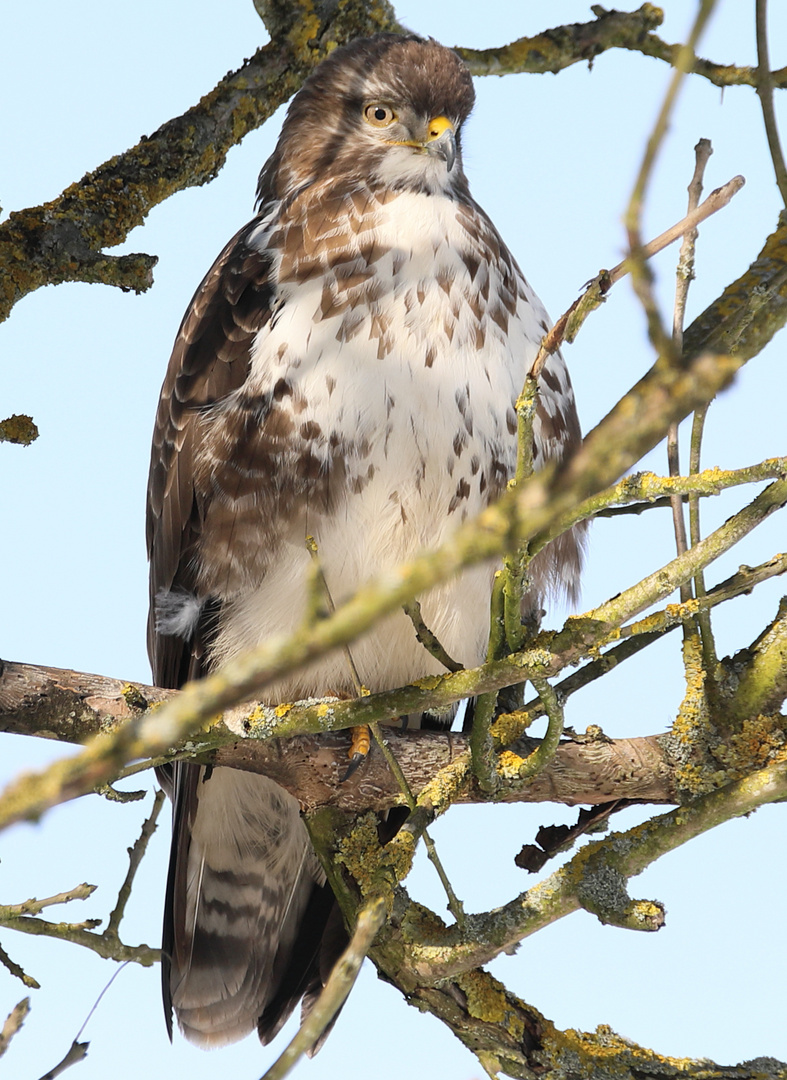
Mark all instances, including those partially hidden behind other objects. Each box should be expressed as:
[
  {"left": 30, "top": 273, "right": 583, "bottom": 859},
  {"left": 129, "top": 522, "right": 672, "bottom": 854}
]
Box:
[{"left": 0, "top": 659, "right": 676, "bottom": 809}]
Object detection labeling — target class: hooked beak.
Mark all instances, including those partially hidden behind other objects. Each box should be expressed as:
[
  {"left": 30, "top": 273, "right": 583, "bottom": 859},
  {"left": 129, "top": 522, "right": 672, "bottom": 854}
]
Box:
[{"left": 425, "top": 116, "right": 457, "bottom": 172}]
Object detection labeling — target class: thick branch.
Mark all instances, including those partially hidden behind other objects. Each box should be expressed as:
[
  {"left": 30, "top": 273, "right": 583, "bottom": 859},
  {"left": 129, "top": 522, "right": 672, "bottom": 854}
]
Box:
[
  {"left": 0, "top": 0, "right": 398, "bottom": 322},
  {"left": 0, "top": 659, "right": 676, "bottom": 808},
  {"left": 384, "top": 759, "right": 787, "bottom": 981},
  {"left": 457, "top": 3, "right": 787, "bottom": 89}
]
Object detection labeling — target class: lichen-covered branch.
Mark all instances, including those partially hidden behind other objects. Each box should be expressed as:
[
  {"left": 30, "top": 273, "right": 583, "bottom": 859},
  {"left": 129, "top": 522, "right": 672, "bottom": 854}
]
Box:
[
  {"left": 0, "top": 333, "right": 744, "bottom": 831},
  {"left": 1, "top": 537, "right": 785, "bottom": 822},
  {"left": 308, "top": 757, "right": 787, "bottom": 1080},
  {"left": 0, "top": 0, "right": 399, "bottom": 323},
  {"left": 373, "top": 758, "right": 787, "bottom": 981},
  {"left": 723, "top": 597, "right": 787, "bottom": 725},
  {"left": 4, "top": 544, "right": 785, "bottom": 755},
  {"left": 457, "top": 2, "right": 787, "bottom": 90}
]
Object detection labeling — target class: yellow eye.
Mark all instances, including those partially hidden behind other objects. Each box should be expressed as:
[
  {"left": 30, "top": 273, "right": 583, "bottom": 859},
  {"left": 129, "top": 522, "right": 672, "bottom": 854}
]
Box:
[{"left": 364, "top": 103, "right": 396, "bottom": 128}]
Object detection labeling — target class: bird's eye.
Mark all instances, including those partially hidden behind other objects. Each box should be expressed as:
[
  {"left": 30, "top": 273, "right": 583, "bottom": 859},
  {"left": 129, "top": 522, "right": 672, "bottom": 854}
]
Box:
[{"left": 364, "top": 103, "right": 396, "bottom": 128}]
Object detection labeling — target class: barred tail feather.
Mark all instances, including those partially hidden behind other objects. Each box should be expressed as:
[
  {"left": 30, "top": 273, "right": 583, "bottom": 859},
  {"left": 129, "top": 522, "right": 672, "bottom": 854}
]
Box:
[{"left": 163, "top": 766, "right": 325, "bottom": 1048}]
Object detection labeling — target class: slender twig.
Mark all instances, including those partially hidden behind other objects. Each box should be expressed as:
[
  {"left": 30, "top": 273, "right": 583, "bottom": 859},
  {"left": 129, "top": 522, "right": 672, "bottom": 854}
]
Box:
[
  {"left": 0, "top": 884, "right": 96, "bottom": 919},
  {"left": 369, "top": 720, "right": 466, "bottom": 925},
  {"left": 0, "top": 999, "right": 30, "bottom": 1058},
  {"left": 755, "top": 0, "right": 787, "bottom": 206},
  {"left": 105, "top": 790, "right": 166, "bottom": 939},
  {"left": 626, "top": 0, "right": 719, "bottom": 241},
  {"left": 309, "top": 541, "right": 465, "bottom": 924},
  {"left": 665, "top": 420, "right": 689, "bottom": 566},
  {"left": 471, "top": 574, "right": 505, "bottom": 794},
  {"left": 689, "top": 406, "right": 719, "bottom": 676},
  {"left": 259, "top": 897, "right": 386, "bottom": 1080},
  {"left": 0, "top": 942, "right": 40, "bottom": 989},
  {"left": 501, "top": 678, "right": 564, "bottom": 781},
  {"left": 531, "top": 174, "right": 744, "bottom": 378},
  {"left": 669, "top": 140, "right": 713, "bottom": 605},
  {"left": 33, "top": 960, "right": 134, "bottom": 1079},
  {"left": 402, "top": 599, "right": 463, "bottom": 672},
  {"left": 625, "top": 0, "right": 719, "bottom": 362}
]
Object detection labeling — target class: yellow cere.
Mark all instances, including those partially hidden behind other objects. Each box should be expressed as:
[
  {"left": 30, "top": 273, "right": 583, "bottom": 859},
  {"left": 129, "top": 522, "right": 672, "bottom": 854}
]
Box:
[{"left": 427, "top": 115, "right": 453, "bottom": 141}]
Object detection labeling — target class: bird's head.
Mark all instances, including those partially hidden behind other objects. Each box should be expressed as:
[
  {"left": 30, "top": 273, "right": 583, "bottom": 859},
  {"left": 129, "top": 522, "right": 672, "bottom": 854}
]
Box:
[{"left": 258, "top": 35, "right": 476, "bottom": 204}]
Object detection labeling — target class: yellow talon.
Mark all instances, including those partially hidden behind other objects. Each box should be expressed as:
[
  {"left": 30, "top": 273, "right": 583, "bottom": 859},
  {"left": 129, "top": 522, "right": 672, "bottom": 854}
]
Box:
[
  {"left": 343, "top": 724, "right": 371, "bottom": 781},
  {"left": 349, "top": 724, "right": 371, "bottom": 759}
]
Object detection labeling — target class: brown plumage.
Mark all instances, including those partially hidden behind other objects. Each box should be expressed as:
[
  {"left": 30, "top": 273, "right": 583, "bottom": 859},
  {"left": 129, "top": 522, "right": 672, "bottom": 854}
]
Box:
[{"left": 148, "top": 33, "right": 583, "bottom": 1052}]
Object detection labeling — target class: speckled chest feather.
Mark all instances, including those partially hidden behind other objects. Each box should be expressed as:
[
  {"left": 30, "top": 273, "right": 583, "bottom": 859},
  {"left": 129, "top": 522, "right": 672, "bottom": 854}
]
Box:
[{"left": 192, "top": 178, "right": 578, "bottom": 695}]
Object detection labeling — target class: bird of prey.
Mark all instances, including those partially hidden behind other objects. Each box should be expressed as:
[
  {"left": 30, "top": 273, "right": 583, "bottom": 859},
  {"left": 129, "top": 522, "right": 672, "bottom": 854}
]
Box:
[{"left": 147, "top": 33, "right": 583, "bottom": 1051}]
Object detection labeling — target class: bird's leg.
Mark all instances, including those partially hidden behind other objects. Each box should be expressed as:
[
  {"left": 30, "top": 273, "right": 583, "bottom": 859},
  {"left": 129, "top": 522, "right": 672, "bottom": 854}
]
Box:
[{"left": 344, "top": 724, "right": 371, "bottom": 780}]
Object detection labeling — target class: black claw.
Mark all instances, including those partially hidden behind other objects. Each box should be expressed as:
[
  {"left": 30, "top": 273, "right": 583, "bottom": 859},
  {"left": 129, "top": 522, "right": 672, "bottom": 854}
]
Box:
[{"left": 342, "top": 753, "right": 366, "bottom": 782}]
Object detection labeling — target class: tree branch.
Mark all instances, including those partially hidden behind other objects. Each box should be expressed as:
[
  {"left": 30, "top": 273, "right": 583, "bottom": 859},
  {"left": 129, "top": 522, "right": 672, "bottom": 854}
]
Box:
[
  {"left": 389, "top": 758, "right": 787, "bottom": 983},
  {"left": 2, "top": 537, "right": 785, "bottom": 820},
  {"left": 457, "top": 3, "right": 787, "bottom": 90},
  {"left": 0, "top": 0, "right": 399, "bottom": 323},
  {"left": 0, "top": 999, "right": 30, "bottom": 1058}
]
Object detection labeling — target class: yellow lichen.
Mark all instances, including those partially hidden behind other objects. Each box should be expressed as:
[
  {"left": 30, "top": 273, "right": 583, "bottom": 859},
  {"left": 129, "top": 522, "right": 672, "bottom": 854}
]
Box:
[
  {"left": 497, "top": 749, "right": 526, "bottom": 778},
  {"left": 335, "top": 813, "right": 414, "bottom": 899},
  {"left": 121, "top": 684, "right": 148, "bottom": 712},
  {"left": 456, "top": 970, "right": 525, "bottom": 1041},
  {"left": 714, "top": 713, "right": 787, "bottom": 773},
  {"left": 491, "top": 708, "right": 531, "bottom": 746}
]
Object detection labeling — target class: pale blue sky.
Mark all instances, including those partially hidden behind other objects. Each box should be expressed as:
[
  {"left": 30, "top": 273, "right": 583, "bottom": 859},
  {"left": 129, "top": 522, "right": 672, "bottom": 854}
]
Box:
[{"left": 1, "top": 2, "right": 785, "bottom": 1078}]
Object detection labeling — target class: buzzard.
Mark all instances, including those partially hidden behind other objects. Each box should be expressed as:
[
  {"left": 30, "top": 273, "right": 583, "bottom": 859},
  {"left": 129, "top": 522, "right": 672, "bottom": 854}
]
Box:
[{"left": 147, "top": 34, "right": 583, "bottom": 1051}]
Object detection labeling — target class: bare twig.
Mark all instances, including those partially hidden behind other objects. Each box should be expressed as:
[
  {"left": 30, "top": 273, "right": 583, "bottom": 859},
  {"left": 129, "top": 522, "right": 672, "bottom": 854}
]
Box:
[
  {"left": 530, "top": 174, "right": 745, "bottom": 378},
  {"left": 36, "top": 1039, "right": 89, "bottom": 1080},
  {"left": 0, "top": 942, "right": 40, "bottom": 989},
  {"left": 669, "top": 139, "right": 714, "bottom": 604},
  {"left": 0, "top": 812, "right": 162, "bottom": 966},
  {"left": 259, "top": 897, "right": 386, "bottom": 1080},
  {"left": 755, "top": 0, "right": 787, "bottom": 205},
  {"left": 0, "top": 998, "right": 30, "bottom": 1057},
  {"left": 105, "top": 790, "right": 165, "bottom": 939},
  {"left": 402, "top": 599, "right": 463, "bottom": 672},
  {"left": 0, "top": 883, "right": 96, "bottom": 918}
]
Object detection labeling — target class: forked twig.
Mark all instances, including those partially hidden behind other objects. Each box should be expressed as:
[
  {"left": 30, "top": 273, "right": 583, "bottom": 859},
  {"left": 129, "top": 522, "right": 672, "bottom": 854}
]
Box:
[{"left": 530, "top": 173, "right": 744, "bottom": 380}]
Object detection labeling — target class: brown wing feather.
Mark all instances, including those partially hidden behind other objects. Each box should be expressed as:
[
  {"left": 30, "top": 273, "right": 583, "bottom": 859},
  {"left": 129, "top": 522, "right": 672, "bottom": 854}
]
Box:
[
  {"left": 149, "top": 217, "right": 279, "bottom": 1038},
  {"left": 148, "top": 214, "right": 341, "bottom": 1050},
  {"left": 146, "top": 220, "right": 274, "bottom": 689}
]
